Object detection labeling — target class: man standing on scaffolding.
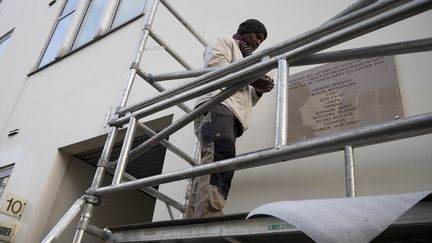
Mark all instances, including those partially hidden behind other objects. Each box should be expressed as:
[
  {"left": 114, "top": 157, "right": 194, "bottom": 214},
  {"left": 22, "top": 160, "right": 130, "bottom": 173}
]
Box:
[{"left": 186, "top": 19, "right": 274, "bottom": 218}]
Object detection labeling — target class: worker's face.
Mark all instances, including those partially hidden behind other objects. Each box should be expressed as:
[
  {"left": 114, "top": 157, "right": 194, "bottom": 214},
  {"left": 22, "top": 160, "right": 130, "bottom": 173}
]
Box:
[{"left": 241, "top": 32, "right": 266, "bottom": 51}]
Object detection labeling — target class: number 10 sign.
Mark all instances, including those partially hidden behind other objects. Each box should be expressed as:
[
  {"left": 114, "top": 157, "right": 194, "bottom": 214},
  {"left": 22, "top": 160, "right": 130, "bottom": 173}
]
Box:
[{"left": 0, "top": 193, "right": 27, "bottom": 220}]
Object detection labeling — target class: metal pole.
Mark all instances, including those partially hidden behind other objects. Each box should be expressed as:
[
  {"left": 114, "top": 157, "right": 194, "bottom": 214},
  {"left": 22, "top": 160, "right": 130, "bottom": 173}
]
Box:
[
  {"left": 89, "top": 112, "right": 432, "bottom": 196},
  {"left": 113, "top": 61, "right": 270, "bottom": 126},
  {"left": 86, "top": 224, "right": 111, "bottom": 241},
  {"left": 150, "top": 31, "right": 193, "bottom": 70},
  {"left": 133, "top": 63, "right": 193, "bottom": 113},
  {"left": 160, "top": 0, "right": 208, "bottom": 46},
  {"left": 326, "top": 0, "right": 380, "bottom": 23},
  {"left": 146, "top": 80, "right": 192, "bottom": 113},
  {"left": 120, "top": 0, "right": 160, "bottom": 108},
  {"left": 292, "top": 37, "right": 432, "bottom": 66},
  {"left": 181, "top": 137, "right": 200, "bottom": 219},
  {"left": 149, "top": 67, "right": 216, "bottom": 82},
  {"left": 112, "top": 0, "right": 432, "bottom": 127},
  {"left": 127, "top": 70, "right": 267, "bottom": 161},
  {"left": 165, "top": 203, "right": 175, "bottom": 220},
  {"left": 116, "top": 0, "right": 401, "bottom": 116},
  {"left": 41, "top": 197, "right": 86, "bottom": 243},
  {"left": 275, "top": 58, "right": 289, "bottom": 148},
  {"left": 122, "top": 173, "right": 186, "bottom": 212},
  {"left": 344, "top": 146, "right": 356, "bottom": 197},
  {"left": 146, "top": 36, "right": 432, "bottom": 82},
  {"left": 72, "top": 199, "right": 95, "bottom": 243},
  {"left": 112, "top": 117, "right": 138, "bottom": 185},
  {"left": 136, "top": 122, "right": 196, "bottom": 165}
]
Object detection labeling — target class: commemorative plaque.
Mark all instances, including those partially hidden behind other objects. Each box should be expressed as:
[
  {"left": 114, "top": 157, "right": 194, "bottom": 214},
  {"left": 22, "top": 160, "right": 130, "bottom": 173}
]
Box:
[{"left": 287, "top": 56, "right": 403, "bottom": 143}]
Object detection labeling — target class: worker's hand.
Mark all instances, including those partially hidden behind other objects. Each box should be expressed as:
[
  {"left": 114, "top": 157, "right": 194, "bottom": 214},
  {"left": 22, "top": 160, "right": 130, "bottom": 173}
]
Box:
[{"left": 251, "top": 75, "right": 274, "bottom": 96}]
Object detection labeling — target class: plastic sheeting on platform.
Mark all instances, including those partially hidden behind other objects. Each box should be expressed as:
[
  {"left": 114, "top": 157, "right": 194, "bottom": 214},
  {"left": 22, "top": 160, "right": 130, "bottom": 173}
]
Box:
[{"left": 247, "top": 191, "right": 431, "bottom": 243}]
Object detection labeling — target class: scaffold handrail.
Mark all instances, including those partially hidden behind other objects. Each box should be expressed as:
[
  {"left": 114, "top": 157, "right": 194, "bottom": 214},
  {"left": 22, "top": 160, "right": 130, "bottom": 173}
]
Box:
[
  {"left": 111, "top": 0, "right": 432, "bottom": 128},
  {"left": 89, "top": 112, "right": 432, "bottom": 196},
  {"left": 115, "top": 0, "right": 404, "bottom": 116},
  {"left": 144, "top": 37, "right": 432, "bottom": 82}
]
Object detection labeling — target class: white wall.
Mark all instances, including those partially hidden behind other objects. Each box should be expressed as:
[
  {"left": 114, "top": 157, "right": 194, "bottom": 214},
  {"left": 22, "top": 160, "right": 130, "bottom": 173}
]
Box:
[
  {"left": 0, "top": 0, "right": 430, "bottom": 242},
  {"left": 42, "top": 156, "right": 156, "bottom": 243}
]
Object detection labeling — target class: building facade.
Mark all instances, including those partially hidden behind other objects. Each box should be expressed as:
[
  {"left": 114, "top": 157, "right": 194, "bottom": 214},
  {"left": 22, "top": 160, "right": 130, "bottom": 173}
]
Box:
[{"left": 0, "top": 0, "right": 431, "bottom": 242}]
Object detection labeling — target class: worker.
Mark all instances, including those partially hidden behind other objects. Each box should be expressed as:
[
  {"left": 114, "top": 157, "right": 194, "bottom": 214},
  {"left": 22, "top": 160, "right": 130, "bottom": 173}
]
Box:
[{"left": 185, "top": 19, "right": 274, "bottom": 218}]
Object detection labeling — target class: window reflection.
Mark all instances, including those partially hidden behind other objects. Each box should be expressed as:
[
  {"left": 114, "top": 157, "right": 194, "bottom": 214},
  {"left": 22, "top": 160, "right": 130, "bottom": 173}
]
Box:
[
  {"left": 39, "top": 0, "right": 79, "bottom": 67},
  {"left": 0, "top": 34, "right": 12, "bottom": 56},
  {"left": 72, "top": 0, "right": 109, "bottom": 50},
  {"left": 38, "top": 0, "right": 148, "bottom": 68},
  {"left": 39, "top": 15, "right": 74, "bottom": 67},
  {"left": 111, "top": 0, "right": 147, "bottom": 29}
]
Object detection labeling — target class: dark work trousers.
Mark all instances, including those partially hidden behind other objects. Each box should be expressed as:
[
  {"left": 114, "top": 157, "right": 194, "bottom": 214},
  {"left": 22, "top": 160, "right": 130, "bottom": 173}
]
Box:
[{"left": 185, "top": 104, "right": 243, "bottom": 218}]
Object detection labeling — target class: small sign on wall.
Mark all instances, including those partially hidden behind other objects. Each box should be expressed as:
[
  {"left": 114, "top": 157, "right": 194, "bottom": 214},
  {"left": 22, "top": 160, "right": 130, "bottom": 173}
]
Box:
[
  {"left": 0, "top": 221, "right": 17, "bottom": 242},
  {"left": 0, "top": 193, "right": 27, "bottom": 220}
]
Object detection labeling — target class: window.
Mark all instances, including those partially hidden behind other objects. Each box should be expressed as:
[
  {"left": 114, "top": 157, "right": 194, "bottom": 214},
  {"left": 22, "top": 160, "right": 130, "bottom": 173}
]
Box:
[
  {"left": 0, "top": 29, "right": 13, "bottom": 57},
  {"left": 39, "top": 0, "right": 79, "bottom": 67},
  {"left": 111, "top": 0, "right": 147, "bottom": 30},
  {"left": 37, "top": 0, "right": 147, "bottom": 68},
  {"left": 0, "top": 164, "right": 14, "bottom": 199},
  {"left": 72, "top": 0, "right": 109, "bottom": 50}
]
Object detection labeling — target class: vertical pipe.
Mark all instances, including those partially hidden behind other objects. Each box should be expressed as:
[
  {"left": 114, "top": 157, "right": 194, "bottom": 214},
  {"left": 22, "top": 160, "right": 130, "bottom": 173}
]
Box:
[
  {"left": 41, "top": 197, "right": 86, "bottom": 243},
  {"left": 181, "top": 138, "right": 200, "bottom": 219},
  {"left": 274, "top": 58, "right": 289, "bottom": 148},
  {"left": 166, "top": 203, "right": 175, "bottom": 220},
  {"left": 72, "top": 1, "right": 160, "bottom": 242},
  {"left": 92, "top": 126, "right": 118, "bottom": 188},
  {"left": 72, "top": 202, "right": 94, "bottom": 243},
  {"left": 112, "top": 117, "right": 138, "bottom": 185},
  {"left": 344, "top": 145, "right": 356, "bottom": 197},
  {"left": 119, "top": 0, "right": 160, "bottom": 108}
]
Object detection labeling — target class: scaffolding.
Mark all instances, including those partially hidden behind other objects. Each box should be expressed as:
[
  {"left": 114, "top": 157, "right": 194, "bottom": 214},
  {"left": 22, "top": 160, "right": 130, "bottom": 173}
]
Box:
[{"left": 43, "top": 0, "right": 432, "bottom": 242}]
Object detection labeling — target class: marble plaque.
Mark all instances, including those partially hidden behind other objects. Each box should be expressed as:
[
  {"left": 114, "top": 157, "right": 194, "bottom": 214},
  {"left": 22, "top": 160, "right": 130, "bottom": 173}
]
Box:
[{"left": 287, "top": 56, "right": 404, "bottom": 143}]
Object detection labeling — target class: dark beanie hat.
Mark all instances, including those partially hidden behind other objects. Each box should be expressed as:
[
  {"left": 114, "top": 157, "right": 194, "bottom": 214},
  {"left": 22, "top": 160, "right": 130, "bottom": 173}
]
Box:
[{"left": 237, "top": 19, "right": 267, "bottom": 39}]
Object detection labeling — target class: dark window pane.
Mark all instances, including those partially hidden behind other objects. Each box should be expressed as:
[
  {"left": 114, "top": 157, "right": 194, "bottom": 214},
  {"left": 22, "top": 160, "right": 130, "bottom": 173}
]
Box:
[
  {"left": 72, "top": 0, "right": 108, "bottom": 49},
  {"left": 39, "top": 13, "right": 75, "bottom": 67},
  {"left": 111, "top": 0, "right": 146, "bottom": 29}
]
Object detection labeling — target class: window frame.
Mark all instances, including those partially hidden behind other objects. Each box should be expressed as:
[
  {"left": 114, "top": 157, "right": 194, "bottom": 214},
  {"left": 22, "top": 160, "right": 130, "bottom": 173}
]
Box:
[
  {"left": 36, "top": 0, "right": 81, "bottom": 68},
  {"left": 33, "top": 0, "right": 147, "bottom": 72},
  {"left": 0, "top": 164, "right": 14, "bottom": 199}
]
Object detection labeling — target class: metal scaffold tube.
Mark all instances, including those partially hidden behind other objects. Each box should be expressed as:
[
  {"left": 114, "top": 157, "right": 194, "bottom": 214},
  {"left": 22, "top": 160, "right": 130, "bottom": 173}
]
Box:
[
  {"left": 275, "top": 58, "right": 289, "bottom": 148},
  {"left": 112, "top": 0, "right": 432, "bottom": 127},
  {"left": 136, "top": 122, "right": 196, "bottom": 165},
  {"left": 72, "top": 200, "right": 95, "bottom": 243},
  {"left": 69, "top": 1, "right": 162, "bottom": 242},
  {"left": 150, "top": 31, "right": 193, "bottom": 70},
  {"left": 41, "top": 197, "right": 86, "bottom": 243},
  {"left": 133, "top": 64, "right": 193, "bottom": 113},
  {"left": 127, "top": 70, "right": 267, "bottom": 161},
  {"left": 122, "top": 173, "right": 187, "bottom": 212},
  {"left": 292, "top": 37, "right": 432, "bottom": 66},
  {"left": 344, "top": 146, "right": 356, "bottom": 197},
  {"left": 116, "top": 0, "right": 402, "bottom": 116},
  {"left": 145, "top": 81, "right": 192, "bottom": 113},
  {"left": 112, "top": 117, "right": 138, "bottom": 185},
  {"left": 148, "top": 67, "right": 217, "bottom": 82},
  {"left": 120, "top": 0, "right": 160, "bottom": 108},
  {"left": 142, "top": 37, "right": 432, "bottom": 83},
  {"left": 327, "top": 0, "right": 380, "bottom": 22},
  {"left": 89, "top": 112, "right": 432, "bottom": 196},
  {"left": 160, "top": 0, "right": 208, "bottom": 46}
]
